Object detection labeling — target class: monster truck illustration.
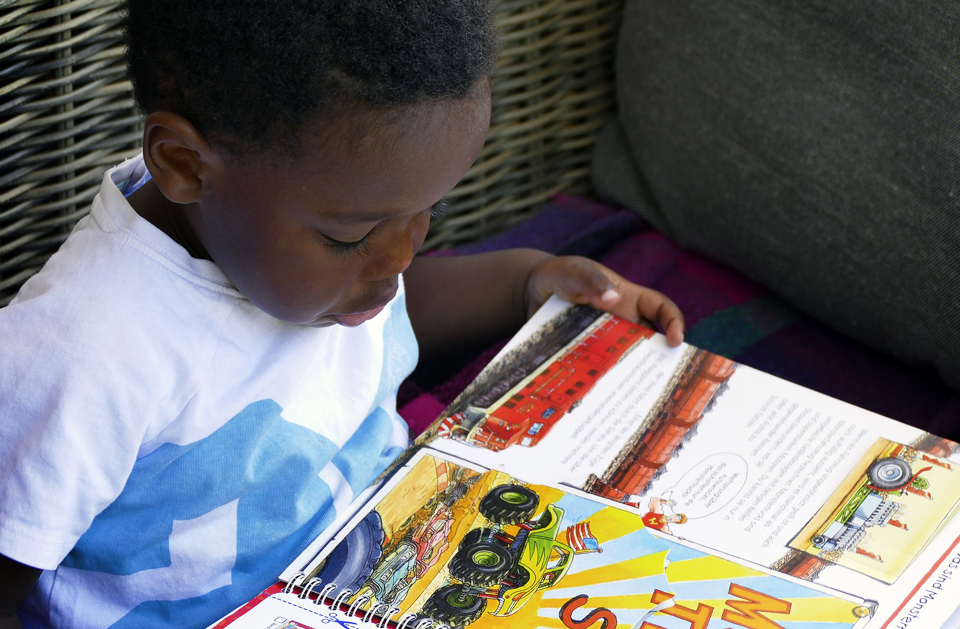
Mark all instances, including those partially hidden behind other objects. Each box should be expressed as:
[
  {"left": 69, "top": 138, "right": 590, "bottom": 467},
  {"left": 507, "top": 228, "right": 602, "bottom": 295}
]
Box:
[
  {"left": 307, "top": 510, "right": 385, "bottom": 593},
  {"left": 419, "top": 484, "right": 575, "bottom": 627}
]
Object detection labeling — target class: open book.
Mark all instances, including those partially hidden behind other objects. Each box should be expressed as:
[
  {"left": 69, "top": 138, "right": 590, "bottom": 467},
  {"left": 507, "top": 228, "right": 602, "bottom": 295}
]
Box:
[{"left": 212, "top": 297, "right": 960, "bottom": 629}]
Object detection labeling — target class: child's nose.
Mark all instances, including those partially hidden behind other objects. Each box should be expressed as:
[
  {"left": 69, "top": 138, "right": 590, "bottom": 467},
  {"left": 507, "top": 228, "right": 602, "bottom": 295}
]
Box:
[{"left": 361, "top": 213, "right": 429, "bottom": 281}]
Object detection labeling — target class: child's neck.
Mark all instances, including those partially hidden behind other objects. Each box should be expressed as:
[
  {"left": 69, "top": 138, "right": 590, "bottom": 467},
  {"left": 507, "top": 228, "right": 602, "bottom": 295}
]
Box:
[{"left": 127, "top": 179, "right": 211, "bottom": 260}]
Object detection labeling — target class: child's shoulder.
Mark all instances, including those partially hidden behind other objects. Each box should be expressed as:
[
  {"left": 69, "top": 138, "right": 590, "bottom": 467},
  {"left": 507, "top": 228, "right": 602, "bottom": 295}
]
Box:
[
  {"left": 0, "top": 206, "right": 242, "bottom": 409},
  {"left": 7, "top": 164, "right": 243, "bottom": 350},
  {"left": 6, "top": 228, "right": 234, "bottom": 356}
]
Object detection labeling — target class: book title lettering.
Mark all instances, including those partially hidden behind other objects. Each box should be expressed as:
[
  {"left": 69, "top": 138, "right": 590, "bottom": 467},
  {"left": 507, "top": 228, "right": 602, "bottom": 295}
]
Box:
[{"left": 559, "top": 584, "right": 791, "bottom": 629}]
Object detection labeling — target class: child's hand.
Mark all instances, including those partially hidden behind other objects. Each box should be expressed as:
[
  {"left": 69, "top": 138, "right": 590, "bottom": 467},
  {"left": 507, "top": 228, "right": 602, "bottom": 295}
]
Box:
[
  {"left": 525, "top": 255, "right": 685, "bottom": 347},
  {"left": 405, "top": 249, "right": 685, "bottom": 358}
]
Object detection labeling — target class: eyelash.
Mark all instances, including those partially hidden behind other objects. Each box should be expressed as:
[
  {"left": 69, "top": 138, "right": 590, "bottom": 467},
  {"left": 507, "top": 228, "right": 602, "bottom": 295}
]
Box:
[
  {"left": 326, "top": 235, "right": 375, "bottom": 258},
  {"left": 323, "top": 200, "right": 449, "bottom": 257},
  {"left": 429, "top": 199, "right": 449, "bottom": 220}
]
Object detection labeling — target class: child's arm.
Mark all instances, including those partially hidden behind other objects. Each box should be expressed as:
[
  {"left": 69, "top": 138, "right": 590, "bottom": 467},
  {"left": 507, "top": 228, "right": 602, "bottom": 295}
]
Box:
[
  {"left": 403, "top": 250, "right": 684, "bottom": 359},
  {"left": 0, "top": 554, "right": 40, "bottom": 629}
]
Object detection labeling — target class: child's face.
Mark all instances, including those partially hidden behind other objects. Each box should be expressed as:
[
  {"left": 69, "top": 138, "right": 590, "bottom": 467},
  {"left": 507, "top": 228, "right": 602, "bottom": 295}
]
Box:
[{"left": 191, "top": 86, "right": 490, "bottom": 326}]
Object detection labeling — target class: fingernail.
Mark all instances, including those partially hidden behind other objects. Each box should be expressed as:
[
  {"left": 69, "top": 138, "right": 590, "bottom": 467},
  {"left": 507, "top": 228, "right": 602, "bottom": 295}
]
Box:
[{"left": 601, "top": 289, "right": 619, "bottom": 304}]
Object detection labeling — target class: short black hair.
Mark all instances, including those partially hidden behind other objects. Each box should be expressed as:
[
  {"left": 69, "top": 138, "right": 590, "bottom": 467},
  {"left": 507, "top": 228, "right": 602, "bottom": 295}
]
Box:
[{"left": 123, "top": 0, "right": 498, "bottom": 155}]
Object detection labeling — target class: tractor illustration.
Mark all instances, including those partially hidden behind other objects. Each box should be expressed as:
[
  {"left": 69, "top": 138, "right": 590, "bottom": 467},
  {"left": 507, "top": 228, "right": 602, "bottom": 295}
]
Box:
[
  {"left": 810, "top": 455, "right": 931, "bottom": 554},
  {"left": 419, "top": 484, "right": 575, "bottom": 627},
  {"left": 810, "top": 490, "right": 899, "bottom": 553}
]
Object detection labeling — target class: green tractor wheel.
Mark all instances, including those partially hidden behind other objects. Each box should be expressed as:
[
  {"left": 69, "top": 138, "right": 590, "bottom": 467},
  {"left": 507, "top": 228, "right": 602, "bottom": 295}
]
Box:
[
  {"left": 420, "top": 584, "right": 487, "bottom": 628},
  {"left": 479, "top": 484, "right": 539, "bottom": 525}
]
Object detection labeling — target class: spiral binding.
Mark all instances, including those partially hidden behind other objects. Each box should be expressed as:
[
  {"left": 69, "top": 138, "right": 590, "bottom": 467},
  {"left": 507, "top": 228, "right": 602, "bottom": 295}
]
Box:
[
  {"left": 281, "top": 572, "right": 451, "bottom": 629},
  {"left": 281, "top": 572, "right": 307, "bottom": 593}
]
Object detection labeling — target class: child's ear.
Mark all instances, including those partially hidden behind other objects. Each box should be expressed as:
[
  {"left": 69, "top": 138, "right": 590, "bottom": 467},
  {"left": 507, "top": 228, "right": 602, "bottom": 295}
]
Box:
[{"left": 140, "top": 112, "right": 215, "bottom": 205}]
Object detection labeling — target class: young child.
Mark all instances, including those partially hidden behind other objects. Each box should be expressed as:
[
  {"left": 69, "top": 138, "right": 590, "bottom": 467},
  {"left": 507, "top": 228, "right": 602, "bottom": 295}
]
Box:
[{"left": 0, "top": 1, "right": 684, "bottom": 627}]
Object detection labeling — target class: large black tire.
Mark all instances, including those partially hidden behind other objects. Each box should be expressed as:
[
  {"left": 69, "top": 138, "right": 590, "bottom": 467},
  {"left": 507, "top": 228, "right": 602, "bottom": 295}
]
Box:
[
  {"left": 867, "top": 457, "right": 913, "bottom": 490},
  {"left": 479, "top": 484, "right": 539, "bottom": 525},
  {"left": 449, "top": 541, "right": 513, "bottom": 587},
  {"left": 420, "top": 584, "right": 487, "bottom": 628},
  {"left": 309, "top": 510, "right": 385, "bottom": 592},
  {"left": 461, "top": 527, "right": 497, "bottom": 548}
]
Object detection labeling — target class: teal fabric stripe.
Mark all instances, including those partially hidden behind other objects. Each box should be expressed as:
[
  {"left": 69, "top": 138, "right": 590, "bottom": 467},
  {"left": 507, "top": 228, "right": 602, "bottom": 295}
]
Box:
[{"left": 686, "top": 294, "right": 801, "bottom": 358}]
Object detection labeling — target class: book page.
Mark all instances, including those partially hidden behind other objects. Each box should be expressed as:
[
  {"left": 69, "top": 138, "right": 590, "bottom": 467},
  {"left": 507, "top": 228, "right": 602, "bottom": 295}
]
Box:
[
  {"left": 288, "top": 449, "right": 867, "bottom": 629},
  {"left": 422, "top": 297, "right": 960, "bottom": 628}
]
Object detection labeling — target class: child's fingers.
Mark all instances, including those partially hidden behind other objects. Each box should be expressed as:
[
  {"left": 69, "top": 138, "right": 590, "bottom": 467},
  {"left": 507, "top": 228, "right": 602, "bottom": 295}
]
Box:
[
  {"left": 567, "top": 260, "right": 624, "bottom": 309},
  {"left": 633, "top": 286, "right": 685, "bottom": 347},
  {"left": 525, "top": 256, "right": 613, "bottom": 314},
  {"left": 530, "top": 257, "right": 620, "bottom": 312},
  {"left": 526, "top": 257, "right": 686, "bottom": 347},
  {"left": 591, "top": 271, "right": 685, "bottom": 347}
]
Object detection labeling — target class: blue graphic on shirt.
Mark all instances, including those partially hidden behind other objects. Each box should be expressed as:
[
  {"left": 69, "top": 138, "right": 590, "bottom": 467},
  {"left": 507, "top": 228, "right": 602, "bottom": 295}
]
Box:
[{"left": 61, "top": 398, "right": 404, "bottom": 627}]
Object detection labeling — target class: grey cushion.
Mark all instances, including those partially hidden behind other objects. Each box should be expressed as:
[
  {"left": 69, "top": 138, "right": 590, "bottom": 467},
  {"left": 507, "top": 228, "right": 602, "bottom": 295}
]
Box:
[{"left": 593, "top": 0, "right": 960, "bottom": 389}]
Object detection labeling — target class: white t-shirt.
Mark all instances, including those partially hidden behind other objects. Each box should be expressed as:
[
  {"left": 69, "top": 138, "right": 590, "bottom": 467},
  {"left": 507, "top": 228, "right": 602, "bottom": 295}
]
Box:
[{"left": 0, "top": 156, "right": 416, "bottom": 627}]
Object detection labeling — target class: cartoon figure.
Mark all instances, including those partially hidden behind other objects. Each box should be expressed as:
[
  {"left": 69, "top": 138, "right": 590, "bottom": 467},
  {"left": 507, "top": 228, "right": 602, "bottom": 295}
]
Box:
[{"left": 642, "top": 497, "right": 687, "bottom": 535}]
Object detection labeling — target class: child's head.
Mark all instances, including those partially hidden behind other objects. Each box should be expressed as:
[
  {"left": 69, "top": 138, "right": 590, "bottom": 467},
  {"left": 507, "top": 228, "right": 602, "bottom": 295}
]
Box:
[
  {"left": 124, "top": 0, "right": 497, "bottom": 155},
  {"left": 122, "top": 1, "right": 497, "bottom": 326}
]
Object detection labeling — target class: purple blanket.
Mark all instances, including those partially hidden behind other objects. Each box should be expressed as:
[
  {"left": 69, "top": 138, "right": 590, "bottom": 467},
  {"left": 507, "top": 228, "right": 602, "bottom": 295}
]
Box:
[{"left": 398, "top": 195, "right": 960, "bottom": 441}]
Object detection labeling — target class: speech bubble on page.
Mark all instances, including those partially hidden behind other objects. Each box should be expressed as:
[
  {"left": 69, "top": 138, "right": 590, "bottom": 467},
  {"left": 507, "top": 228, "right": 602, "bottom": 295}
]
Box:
[{"left": 663, "top": 453, "right": 748, "bottom": 519}]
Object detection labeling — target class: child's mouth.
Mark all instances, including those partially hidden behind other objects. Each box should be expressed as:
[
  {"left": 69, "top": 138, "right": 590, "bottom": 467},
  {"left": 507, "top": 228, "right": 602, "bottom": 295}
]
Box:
[{"left": 330, "top": 304, "right": 387, "bottom": 327}]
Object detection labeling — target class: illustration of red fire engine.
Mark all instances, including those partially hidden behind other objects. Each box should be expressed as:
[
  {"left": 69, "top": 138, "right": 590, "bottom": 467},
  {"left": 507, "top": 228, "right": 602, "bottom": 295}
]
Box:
[{"left": 437, "top": 316, "right": 653, "bottom": 452}]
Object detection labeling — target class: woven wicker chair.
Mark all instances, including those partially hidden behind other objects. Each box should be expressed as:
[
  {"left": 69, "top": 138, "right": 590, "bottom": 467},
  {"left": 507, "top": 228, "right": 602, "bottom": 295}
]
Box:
[{"left": 0, "top": 0, "right": 622, "bottom": 306}]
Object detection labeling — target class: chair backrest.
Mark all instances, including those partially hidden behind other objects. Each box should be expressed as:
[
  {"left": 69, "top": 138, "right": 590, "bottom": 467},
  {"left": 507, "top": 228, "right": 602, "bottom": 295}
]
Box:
[
  {"left": 1, "top": 0, "right": 142, "bottom": 305},
  {"left": 0, "top": 0, "right": 622, "bottom": 305}
]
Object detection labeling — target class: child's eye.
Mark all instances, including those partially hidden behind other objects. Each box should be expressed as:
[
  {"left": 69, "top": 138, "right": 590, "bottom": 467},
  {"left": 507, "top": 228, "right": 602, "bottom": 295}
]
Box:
[
  {"left": 320, "top": 202, "right": 445, "bottom": 259},
  {"left": 320, "top": 231, "right": 375, "bottom": 258}
]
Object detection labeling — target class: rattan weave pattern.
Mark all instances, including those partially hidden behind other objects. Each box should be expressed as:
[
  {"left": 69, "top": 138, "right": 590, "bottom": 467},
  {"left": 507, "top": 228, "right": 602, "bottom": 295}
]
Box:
[
  {"left": 0, "top": 0, "right": 623, "bottom": 305},
  {"left": 428, "top": 0, "right": 623, "bottom": 249},
  {"left": 1, "top": 0, "right": 142, "bottom": 305}
]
